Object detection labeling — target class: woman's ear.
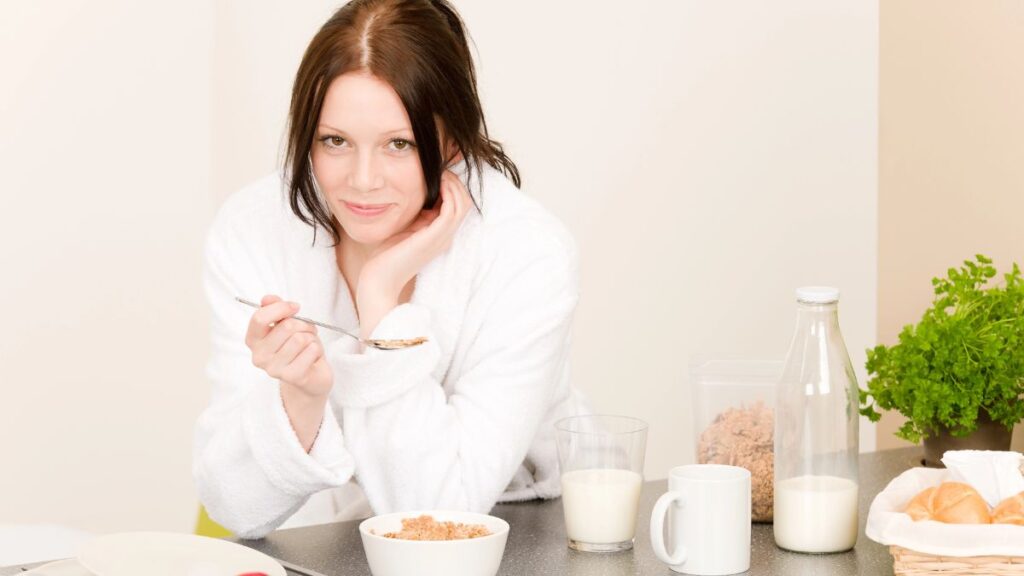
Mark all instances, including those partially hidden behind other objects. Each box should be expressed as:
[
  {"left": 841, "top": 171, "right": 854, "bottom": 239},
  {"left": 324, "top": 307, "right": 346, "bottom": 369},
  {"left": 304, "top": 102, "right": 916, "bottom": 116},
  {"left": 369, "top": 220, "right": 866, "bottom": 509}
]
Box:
[{"left": 443, "top": 140, "right": 464, "bottom": 168}]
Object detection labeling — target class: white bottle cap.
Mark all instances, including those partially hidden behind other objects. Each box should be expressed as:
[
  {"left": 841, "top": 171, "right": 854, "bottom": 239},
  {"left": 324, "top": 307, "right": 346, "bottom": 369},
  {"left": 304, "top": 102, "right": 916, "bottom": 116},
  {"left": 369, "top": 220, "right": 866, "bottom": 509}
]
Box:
[{"left": 796, "top": 286, "right": 840, "bottom": 304}]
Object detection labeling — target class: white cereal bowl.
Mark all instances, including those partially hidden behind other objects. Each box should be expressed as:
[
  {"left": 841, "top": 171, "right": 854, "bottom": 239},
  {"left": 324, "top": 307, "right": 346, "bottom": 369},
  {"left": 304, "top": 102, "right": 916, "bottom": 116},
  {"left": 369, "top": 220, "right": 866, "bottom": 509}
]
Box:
[{"left": 358, "top": 510, "right": 510, "bottom": 576}]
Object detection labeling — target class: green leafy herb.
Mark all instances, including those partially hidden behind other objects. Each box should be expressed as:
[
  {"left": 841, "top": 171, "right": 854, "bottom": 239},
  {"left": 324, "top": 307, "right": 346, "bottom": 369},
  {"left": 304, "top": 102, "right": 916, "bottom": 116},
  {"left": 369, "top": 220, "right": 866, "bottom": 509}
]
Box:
[{"left": 859, "top": 254, "right": 1024, "bottom": 443}]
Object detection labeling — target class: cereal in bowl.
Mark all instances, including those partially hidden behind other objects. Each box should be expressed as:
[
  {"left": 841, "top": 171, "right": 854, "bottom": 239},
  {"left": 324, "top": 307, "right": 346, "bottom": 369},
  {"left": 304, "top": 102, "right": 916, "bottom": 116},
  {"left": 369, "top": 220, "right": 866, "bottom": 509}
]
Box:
[{"left": 372, "top": 514, "right": 492, "bottom": 541}]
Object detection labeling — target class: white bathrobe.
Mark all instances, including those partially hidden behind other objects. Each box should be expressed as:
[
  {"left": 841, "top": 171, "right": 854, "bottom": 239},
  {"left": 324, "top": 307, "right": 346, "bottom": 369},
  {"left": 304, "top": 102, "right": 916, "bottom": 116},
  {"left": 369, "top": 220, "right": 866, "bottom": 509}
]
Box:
[{"left": 193, "top": 162, "right": 589, "bottom": 539}]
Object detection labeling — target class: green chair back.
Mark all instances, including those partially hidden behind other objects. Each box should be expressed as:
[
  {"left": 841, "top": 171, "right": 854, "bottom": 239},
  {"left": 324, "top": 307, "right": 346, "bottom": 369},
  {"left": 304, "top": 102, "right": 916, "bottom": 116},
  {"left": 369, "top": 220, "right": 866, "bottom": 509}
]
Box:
[{"left": 194, "top": 505, "right": 233, "bottom": 538}]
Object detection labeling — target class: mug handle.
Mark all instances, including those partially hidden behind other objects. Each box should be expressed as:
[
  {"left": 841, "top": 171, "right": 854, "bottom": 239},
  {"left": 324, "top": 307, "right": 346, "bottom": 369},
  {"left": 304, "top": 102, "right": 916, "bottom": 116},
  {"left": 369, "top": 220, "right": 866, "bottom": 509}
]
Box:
[{"left": 650, "top": 490, "right": 687, "bottom": 566}]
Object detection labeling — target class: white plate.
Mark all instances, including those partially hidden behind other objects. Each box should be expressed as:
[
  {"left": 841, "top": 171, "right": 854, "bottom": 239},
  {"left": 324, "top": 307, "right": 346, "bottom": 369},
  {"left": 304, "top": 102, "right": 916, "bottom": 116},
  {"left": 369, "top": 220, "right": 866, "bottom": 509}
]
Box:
[{"left": 76, "top": 532, "right": 285, "bottom": 576}]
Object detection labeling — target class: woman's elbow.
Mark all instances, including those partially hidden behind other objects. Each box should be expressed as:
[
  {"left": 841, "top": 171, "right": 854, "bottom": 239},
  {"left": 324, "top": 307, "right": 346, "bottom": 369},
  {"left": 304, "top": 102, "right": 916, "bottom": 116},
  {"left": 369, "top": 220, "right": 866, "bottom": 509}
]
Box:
[{"left": 193, "top": 467, "right": 282, "bottom": 540}]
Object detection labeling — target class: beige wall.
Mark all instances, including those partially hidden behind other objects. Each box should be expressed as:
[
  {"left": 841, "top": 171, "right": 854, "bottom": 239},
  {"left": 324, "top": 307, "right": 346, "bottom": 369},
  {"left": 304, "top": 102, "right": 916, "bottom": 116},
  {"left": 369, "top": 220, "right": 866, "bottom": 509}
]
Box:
[
  {"left": 0, "top": 0, "right": 213, "bottom": 532},
  {"left": 878, "top": 0, "right": 1024, "bottom": 451},
  {"left": 210, "top": 1, "right": 338, "bottom": 205},
  {"left": 2, "top": 1, "right": 878, "bottom": 534}
]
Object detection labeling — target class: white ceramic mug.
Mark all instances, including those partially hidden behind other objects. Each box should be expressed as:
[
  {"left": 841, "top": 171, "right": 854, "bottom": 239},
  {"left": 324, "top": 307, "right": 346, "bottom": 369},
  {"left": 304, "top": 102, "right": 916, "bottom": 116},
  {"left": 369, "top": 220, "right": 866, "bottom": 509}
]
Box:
[{"left": 650, "top": 464, "right": 751, "bottom": 576}]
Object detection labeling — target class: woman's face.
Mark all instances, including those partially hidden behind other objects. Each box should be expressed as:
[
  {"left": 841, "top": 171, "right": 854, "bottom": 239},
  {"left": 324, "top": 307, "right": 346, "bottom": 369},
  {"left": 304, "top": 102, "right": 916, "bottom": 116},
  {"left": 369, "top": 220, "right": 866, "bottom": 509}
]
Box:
[{"left": 311, "top": 71, "right": 426, "bottom": 248}]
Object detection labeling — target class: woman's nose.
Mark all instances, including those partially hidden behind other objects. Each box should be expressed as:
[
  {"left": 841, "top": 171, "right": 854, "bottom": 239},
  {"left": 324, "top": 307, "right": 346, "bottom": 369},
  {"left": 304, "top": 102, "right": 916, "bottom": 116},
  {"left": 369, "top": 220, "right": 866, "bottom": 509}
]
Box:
[{"left": 348, "top": 151, "right": 384, "bottom": 193}]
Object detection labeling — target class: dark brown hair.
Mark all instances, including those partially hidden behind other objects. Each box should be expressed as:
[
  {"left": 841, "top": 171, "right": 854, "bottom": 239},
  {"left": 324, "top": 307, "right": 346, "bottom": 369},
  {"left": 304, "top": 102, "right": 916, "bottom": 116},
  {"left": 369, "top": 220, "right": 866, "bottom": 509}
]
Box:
[{"left": 284, "top": 0, "right": 520, "bottom": 245}]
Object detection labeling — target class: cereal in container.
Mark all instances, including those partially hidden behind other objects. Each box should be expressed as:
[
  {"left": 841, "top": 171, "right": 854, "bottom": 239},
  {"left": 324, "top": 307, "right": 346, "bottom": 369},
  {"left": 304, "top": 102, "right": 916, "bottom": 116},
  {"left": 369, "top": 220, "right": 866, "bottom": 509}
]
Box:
[{"left": 691, "top": 359, "right": 780, "bottom": 522}]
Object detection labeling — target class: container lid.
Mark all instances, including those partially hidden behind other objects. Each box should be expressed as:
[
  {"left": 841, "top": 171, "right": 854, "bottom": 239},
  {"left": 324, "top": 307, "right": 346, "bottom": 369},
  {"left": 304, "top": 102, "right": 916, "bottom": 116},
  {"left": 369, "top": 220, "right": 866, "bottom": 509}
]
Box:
[{"left": 796, "top": 286, "right": 840, "bottom": 304}]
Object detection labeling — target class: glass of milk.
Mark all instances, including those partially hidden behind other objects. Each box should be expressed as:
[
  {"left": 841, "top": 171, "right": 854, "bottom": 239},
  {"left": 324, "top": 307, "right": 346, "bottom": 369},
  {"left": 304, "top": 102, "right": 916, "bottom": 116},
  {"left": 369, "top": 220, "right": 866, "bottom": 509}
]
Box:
[{"left": 554, "top": 415, "right": 648, "bottom": 552}]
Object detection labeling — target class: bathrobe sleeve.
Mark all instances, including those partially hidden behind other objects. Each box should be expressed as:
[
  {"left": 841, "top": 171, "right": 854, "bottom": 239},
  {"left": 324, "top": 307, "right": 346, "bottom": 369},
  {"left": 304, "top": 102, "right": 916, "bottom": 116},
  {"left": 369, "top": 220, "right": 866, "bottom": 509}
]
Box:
[{"left": 192, "top": 200, "right": 355, "bottom": 539}]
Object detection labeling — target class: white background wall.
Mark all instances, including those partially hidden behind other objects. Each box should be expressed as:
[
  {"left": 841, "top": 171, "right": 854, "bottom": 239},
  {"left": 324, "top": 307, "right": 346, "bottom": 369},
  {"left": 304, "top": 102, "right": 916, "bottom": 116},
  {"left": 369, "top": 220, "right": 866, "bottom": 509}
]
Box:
[
  {"left": 1, "top": 0, "right": 877, "bottom": 534},
  {"left": 1, "top": 0, "right": 214, "bottom": 534}
]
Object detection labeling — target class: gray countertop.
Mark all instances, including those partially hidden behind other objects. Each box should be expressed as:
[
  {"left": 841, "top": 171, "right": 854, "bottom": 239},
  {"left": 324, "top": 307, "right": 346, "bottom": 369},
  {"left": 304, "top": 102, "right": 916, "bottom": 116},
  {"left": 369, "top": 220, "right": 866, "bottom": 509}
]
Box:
[
  {"left": 238, "top": 447, "right": 922, "bottom": 576},
  {"left": 1, "top": 447, "right": 922, "bottom": 575}
]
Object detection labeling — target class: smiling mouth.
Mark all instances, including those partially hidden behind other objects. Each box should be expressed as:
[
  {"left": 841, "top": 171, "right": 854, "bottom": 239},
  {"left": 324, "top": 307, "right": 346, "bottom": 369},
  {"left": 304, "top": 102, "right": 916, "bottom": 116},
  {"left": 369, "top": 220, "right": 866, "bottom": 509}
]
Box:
[{"left": 343, "top": 201, "right": 392, "bottom": 217}]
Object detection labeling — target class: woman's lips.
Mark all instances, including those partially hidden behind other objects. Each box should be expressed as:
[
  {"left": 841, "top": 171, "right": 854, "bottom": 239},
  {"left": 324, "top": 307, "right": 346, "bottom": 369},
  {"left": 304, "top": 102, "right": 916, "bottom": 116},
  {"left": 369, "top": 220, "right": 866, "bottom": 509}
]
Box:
[{"left": 343, "top": 201, "right": 391, "bottom": 217}]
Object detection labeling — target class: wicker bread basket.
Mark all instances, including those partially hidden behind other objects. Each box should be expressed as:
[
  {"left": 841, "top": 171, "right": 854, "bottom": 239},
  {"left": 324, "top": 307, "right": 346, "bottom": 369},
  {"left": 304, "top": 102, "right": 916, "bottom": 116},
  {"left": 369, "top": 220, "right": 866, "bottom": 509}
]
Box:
[{"left": 891, "top": 545, "right": 1024, "bottom": 575}]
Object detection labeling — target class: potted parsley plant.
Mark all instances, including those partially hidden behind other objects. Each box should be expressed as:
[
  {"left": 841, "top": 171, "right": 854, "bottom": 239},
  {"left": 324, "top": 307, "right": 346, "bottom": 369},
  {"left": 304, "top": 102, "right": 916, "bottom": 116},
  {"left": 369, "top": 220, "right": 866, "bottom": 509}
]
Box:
[{"left": 859, "top": 254, "right": 1024, "bottom": 466}]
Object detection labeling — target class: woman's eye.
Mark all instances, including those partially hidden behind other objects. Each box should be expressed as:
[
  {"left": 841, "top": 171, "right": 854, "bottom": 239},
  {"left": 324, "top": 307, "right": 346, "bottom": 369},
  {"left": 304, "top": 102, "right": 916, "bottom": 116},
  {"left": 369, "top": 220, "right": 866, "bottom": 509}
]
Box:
[
  {"left": 389, "top": 138, "right": 415, "bottom": 152},
  {"left": 321, "top": 136, "right": 346, "bottom": 149}
]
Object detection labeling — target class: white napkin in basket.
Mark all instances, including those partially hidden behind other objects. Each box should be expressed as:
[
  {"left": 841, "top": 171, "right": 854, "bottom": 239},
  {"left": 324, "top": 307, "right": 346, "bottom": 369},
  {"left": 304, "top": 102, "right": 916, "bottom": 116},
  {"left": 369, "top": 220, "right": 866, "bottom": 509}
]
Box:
[{"left": 942, "top": 450, "right": 1024, "bottom": 508}]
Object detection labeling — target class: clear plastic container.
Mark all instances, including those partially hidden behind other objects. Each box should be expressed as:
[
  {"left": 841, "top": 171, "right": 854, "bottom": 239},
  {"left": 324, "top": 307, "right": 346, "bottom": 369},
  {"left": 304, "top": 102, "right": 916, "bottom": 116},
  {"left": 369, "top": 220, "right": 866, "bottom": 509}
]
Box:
[
  {"left": 773, "top": 287, "right": 860, "bottom": 553},
  {"left": 691, "top": 359, "right": 782, "bottom": 522}
]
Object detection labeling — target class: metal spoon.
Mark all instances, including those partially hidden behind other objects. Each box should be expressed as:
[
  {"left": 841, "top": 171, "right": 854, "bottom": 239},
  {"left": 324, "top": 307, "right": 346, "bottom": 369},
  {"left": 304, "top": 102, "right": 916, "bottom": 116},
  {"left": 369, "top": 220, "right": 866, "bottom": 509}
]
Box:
[{"left": 235, "top": 297, "right": 427, "bottom": 351}]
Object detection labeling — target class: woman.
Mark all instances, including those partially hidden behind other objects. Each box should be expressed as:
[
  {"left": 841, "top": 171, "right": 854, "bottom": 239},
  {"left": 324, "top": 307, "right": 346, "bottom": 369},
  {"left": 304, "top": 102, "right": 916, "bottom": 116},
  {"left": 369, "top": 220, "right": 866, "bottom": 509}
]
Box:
[{"left": 194, "top": 0, "right": 588, "bottom": 539}]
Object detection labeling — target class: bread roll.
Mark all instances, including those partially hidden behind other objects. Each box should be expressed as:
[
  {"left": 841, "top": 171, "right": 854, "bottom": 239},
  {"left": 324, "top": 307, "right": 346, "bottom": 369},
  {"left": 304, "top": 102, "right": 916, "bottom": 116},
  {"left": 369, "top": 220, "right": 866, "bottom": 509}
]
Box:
[
  {"left": 904, "top": 486, "right": 937, "bottom": 521},
  {"left": 904, "top": 482, "right": 992, "bottom": 524},
  {"left": 992, "top": 491, "right": 1024, "bottom": 525}
]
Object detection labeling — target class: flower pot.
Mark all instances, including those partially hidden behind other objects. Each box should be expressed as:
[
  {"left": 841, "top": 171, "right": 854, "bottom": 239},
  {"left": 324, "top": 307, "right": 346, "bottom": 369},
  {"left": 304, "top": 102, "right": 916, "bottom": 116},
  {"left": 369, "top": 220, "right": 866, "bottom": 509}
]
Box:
[{"left": 921, "top": 411, "right": 1013, "bottom": 467}]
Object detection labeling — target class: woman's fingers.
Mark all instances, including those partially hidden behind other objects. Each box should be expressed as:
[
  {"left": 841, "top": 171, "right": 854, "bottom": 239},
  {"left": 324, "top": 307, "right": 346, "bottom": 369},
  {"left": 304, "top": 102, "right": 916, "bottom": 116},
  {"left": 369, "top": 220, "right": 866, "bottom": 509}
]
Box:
[
  {"left": 246, "top": 299, "right": 298, "bottom": 345},
  {"left": 437, "top": 171, "right": 470, "bottom": 241},
  {"left": 402, "top": 172, "right": 470, "bottom": 258},
  {"left": 265, "top": 331, "right": 315, "bottom": 378},
  {"left": 251, "top": 318, "right": 315, "bottom": 368},
  {"left": 445, "top": 171, "right": 472, "bottom": 220},
  {"left": 246, "top": 294, "right": 314, "bottom": 369},
  {"left": 440, "top": 174, "right": 457, "bottom": 221},
  {"left": 408, "top": 206, "right": 439, "bottom": 233},
  {"left": 404, "top": 180, "right": 454, "bottom": 246},
  {"left": 444, "top": 171, "right": 462, "bottom": 214},
  {"left": 422, "top": 179, "right": 455, "bottom": 242},
  {"left": 278, "top": 340, "right": 323, "bottom": 385},
  {"left": 239, "top": 295, "right": 332, "bottom": 394},
  {"left": 456, "top": 174, "right": 472, "bottom": 218}
]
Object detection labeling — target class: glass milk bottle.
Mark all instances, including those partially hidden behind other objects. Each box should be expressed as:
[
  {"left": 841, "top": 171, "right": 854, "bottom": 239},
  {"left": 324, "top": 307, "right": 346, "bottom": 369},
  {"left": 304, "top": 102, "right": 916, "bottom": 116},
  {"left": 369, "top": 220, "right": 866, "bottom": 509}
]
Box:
[{"left": 773, "top": 287, "right": 859, "bottom": 553}]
